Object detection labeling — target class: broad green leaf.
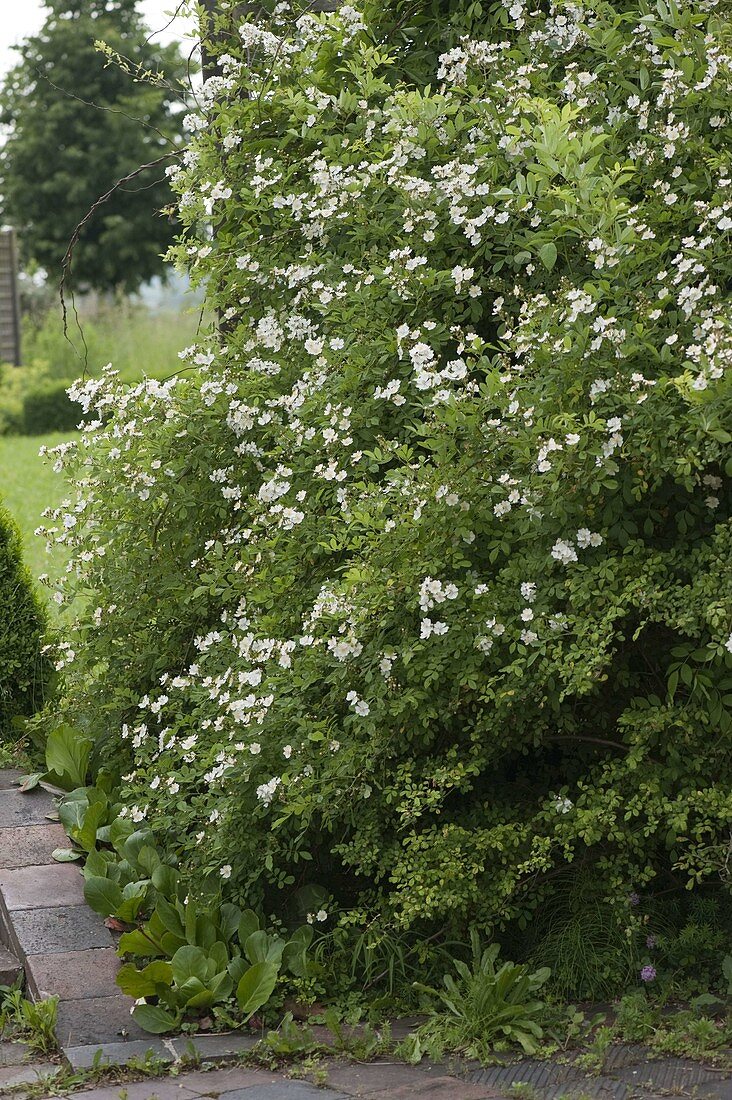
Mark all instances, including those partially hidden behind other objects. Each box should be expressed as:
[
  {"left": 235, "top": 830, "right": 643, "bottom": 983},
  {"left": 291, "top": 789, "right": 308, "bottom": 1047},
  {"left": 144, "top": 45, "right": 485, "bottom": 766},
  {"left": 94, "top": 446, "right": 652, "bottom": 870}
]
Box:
[
  {"left": 52, "top": 848, "right": 82, "bottom": 863},
  {"left": 116, "top": 960, "right": 173, "bottom": 997},
  {"left": 282, "top": 925, "right": 313, "bottom": 978},
  {"left": 118, "top": 929, "right": 166, "bottom": 958},
  {"left": 538, "top": 242, "right": 557, "bottom": 270},
  {"left": 109, "top": 816, "right": 135, "bottom": 854},
  {"left": 83, "top": 849, "right": 110, "bottom": 878},
  {"left": 151, "top": 863, "right": 179, "bottom": 898},
  {"left": 195, "top": 913, "right": 218, "bottom": 950},
  {"left": 155, "top": 896, "right": 184, "bottom": 938},
  {"left": 236, "top": 960, "right": 279, "bottom": 1019},
  {"left": 218, "top": 902, "right": 242, "bottom": 941},
  {"left": 44, "top": 724, "right": 92, "bottom": 791},
  {"left": 84, "top": 876, "right": 124, "bottom": 917},
  {"left": 185, "top": 987, "right": 216, "bottom": 1010},
  {"left": 238, "top": 909, "right": 259, "bottom": 946},
  {"left": 171, "top": 944, "right": 210, "bottom": 986},
  {"left": 228, "top": 956, "right": 248, "bottom": 984},
  {"left": 132, "top": 1004, "right": 177, "bottom": 1034},
  {"left": 135, "top": 845, "right": 161, "bottom": 876},
  {"left": 121, "top": 830, "right": 155, "bottom": 867},
  {"left": 74, "top": 800, "right": 107, "bottom": 853},
  {"left": 209, "top": 940, "right": 230, "bottom": 972}
]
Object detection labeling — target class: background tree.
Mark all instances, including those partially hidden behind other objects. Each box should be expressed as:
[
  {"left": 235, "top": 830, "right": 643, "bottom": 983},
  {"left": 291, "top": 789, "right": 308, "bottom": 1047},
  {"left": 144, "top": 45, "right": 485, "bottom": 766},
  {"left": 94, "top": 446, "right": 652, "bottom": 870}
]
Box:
[{"left": 0, "top": 0, "right": 189, "bottom": 294}]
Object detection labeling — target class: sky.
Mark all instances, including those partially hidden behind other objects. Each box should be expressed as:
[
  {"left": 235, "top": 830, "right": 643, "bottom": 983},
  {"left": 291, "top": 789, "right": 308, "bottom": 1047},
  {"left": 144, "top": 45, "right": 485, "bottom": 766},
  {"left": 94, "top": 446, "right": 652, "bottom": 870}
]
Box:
[{"left": 0, "top": 1, "right": 199, "bottom": 79}]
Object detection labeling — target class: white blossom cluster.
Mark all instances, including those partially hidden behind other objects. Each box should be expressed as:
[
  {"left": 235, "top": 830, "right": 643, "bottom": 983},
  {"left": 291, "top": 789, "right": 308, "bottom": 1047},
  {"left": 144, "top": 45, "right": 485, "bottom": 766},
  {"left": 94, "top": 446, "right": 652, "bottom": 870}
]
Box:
[{"left": 40, "top": 0, "right": 731, "bottom": 908}]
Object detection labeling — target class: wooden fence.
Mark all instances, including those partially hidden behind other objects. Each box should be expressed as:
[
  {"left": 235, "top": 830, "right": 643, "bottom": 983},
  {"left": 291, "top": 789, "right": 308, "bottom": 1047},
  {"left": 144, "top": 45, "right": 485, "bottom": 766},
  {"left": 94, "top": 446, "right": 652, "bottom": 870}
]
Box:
[{"left": 0, "top": 230, "right": 21, "bottom": 367}]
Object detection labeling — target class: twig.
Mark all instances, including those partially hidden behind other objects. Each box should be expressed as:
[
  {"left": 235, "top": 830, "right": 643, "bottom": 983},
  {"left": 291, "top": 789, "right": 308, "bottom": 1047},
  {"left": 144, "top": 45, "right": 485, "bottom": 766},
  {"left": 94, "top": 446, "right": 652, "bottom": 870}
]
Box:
[
  {"left": 32, "top": 66, "right": 177, "bottom": 146},
  {"left": 59, "top": 150, "right": 182, "bottom": 361}
]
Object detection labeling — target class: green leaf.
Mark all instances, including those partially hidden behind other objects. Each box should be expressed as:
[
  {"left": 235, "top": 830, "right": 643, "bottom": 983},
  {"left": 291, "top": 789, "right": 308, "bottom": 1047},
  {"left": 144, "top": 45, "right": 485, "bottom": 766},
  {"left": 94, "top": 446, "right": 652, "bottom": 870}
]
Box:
[
  {"left": 109, "top": 817, "right": 135, "bottom": 854},
  {"left": 151, "top": 864, "right": 180, "bottom": 898},
  {"left": 209, "top": 940, "right": 230, "bottom": 972},
  {"left": 44, "top": 724, "right": 92, "bottom": 792},
  {"left": 282, "top": 925, "right": 313, "bottom": 978},
  {"left": 118, "top": 929, "right": 166, "bottom": 959},
  {"left": 84, "top": 876, "right": 124, "bottom": 917},
  {"left": 136, "top": 845, "right": 162, "bottom": 876},
  {"left": 228, "top": 956, "right": 248, "bottom": 984},
  {"left": 218, "top": 903, "right": 242, "bottom": 942},
  {"left": 244, "top": 929, "right": 270, "bottom": 964},
  {"left": 238, "top": 909, "right": 259, "bottom": 946},
  {"left": 52, "top": 848, "right": 82, "bottom": 863},
  {"left": 236, "top": 961, "right": 280, "bottom": 1019},
  {"left": 74, "top": 800, "right": 108, "bottom": 853},
  {"left": 171, "top": 945, "right": 210, "bottom": 986},
  {"left": 83, "top": 849, "right": 109, "bottom": 878},
  {"left": 194, "top": 914, "right": 218, "bottom": 950},
  {"left": 18, "top": 773, "right": 42, "bottom": 792},
  {"left": 116, "top": 960, "right": 173, "bottom": 997},
  {"left": 538, "top": 242, "right": 557, "bottom": 271},
  {"left": 155, "top": 896, "right": 184, "bottom": 938},
  {"left": 132, "top": 1004, "right": 177, "bottom": 1034}
]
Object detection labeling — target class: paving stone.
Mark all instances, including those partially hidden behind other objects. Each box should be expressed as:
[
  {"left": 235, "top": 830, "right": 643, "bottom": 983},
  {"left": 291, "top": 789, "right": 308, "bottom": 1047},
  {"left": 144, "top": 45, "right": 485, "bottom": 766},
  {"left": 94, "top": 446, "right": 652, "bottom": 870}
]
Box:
[
  {"left": 217, "top": 1086, "right": 348, "bottom": 1100},
  {"left": 0, "top": 824, "right": 68, "bottom": 869},
  {"left": 616, "top": 1056, "right": 729, "bottom": 1092},
  {"left": 0, "top": 945, "right": 22, "bottom": 986},
  {"left": 528, "top": 1085, "right": 629, "bottom": 1100},
  {"left": 322, "top": 1060, "right": 448, "bottom": 1096},
  {"left": 70, "top": 1079, "right": 200, "bottom": 1100},
  {"left": 9, "top": 904, "right": 112, "bottom": 956},
  {"left": 386, "top": 1018, "right": 424, "bottom": 1042},
  {"left": 171, "top": 1033, "right": 259, "bottom": 1062},
  {"left": 601, "top": 1043, "right": 650, "bottom": 1071},
  {"left": 56, "top": 995, "right": 147, "bottom": 1047},
  {"left": 0, "top": 770, "right": 22, "bottom": 791},
  {"left": 470, "top": 1059, "right": 583, "bottom": 1090},
  {"left": 0, "top": 863, "right": 85, "bottom": 911},
  {"left": 375, "top": 1075, "right": 501, "bottom": 1099},
  {"left": 178, "top": 1068, "right": 280, "bottom": 1096},
  {"left": 0, "top": 1061, "right": 59, "bottom": 1088},
  {"left": 0, "top": 1041, "right": 32, "bottom": 1067},
  {"left": 0, "top": 789, "right": 55, "bottom": 829},
  {"left": 26, "top": 947, "right": 121, "bottom": 1000},
  {"left": 63, "top": 1039, "right": 176, "bottom": 1070}
]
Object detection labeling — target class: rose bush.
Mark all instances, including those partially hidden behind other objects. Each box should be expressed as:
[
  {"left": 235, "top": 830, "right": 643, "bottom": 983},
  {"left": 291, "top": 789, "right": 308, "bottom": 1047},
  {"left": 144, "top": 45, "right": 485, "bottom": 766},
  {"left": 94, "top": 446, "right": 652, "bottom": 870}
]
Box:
[{"left": 43, "top": 0, "right": 731, "bottom": 947}]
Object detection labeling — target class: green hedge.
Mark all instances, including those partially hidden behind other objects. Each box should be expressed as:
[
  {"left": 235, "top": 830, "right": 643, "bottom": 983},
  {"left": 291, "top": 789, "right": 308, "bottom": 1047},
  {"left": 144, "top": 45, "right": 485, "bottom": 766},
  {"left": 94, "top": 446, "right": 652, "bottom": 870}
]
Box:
[
  {"left": 21, "top": 382, "right": 80, "bottom": 436},
  {"left": 0, "top": 504, "right": 52, "bottom": 736}
]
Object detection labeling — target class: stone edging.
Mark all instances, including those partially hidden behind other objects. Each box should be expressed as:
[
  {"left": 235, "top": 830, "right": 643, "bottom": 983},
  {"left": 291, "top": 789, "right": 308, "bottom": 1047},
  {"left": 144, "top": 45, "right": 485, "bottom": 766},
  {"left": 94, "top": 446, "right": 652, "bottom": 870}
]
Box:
[{"left": 0, "top": 768, "right": 156, "bottom": 1055}]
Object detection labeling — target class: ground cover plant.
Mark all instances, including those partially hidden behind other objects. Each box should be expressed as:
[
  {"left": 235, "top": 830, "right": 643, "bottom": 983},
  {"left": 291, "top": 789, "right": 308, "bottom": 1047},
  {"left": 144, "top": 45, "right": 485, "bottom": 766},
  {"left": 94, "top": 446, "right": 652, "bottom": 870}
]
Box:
[{"left": 39, "top": 0, "right": 732, "bottom": 1036}]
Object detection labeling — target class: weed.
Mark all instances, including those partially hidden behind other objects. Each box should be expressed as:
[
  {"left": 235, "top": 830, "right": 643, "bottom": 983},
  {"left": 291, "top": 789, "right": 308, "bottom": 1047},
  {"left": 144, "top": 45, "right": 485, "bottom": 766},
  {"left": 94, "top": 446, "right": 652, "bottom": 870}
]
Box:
[
  {"left": 573, "top": 1026, "right": 614, "bottom": 1075},
  {"left": 410, "top": 932, "right": 550, "bottom": 1062},
  {"left": 650, "top": 1012, "right": 732, "bottom": 1062},
  {"left": 0, "top": 986, "right": 58, "bottom": 1055},
  {"left": 507, "top": 1084, "right": 540, "bottom": 1100},
  {"left": 613, "top": 992, "right": 658, "bottom": 1042}
]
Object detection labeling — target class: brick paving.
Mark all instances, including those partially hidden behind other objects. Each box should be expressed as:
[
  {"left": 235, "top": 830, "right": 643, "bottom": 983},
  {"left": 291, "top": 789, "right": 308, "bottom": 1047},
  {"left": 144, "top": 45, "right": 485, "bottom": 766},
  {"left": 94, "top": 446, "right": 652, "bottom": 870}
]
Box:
[{"left": 0, "top": 772, "right": 145, "bottom": 1055}]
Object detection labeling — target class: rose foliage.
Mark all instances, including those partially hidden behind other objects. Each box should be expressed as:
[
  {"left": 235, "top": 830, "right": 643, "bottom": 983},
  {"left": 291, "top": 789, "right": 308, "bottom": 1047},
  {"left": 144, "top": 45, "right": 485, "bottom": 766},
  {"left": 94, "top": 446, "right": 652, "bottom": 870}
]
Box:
[{"left": 44, "top": 0, "right": 732, "bottom": 941}]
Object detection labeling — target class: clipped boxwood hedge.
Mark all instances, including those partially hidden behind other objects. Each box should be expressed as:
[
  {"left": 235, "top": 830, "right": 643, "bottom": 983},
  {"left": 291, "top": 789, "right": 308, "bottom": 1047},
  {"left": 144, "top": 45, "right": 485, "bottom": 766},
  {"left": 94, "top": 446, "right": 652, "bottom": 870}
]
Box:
[
  {"left": 0, "top": 504, "right": 52, "bottom": 736},
  {"left": 22, "top": 382, "right": 80, "bottom": 436}
]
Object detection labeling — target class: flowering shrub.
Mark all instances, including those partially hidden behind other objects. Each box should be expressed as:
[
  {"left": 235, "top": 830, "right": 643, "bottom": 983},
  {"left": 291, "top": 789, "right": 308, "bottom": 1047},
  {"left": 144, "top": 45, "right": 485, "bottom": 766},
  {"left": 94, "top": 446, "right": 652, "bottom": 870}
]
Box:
[{"left": 43, "top": 0, "right": 731, "bottom": 945}]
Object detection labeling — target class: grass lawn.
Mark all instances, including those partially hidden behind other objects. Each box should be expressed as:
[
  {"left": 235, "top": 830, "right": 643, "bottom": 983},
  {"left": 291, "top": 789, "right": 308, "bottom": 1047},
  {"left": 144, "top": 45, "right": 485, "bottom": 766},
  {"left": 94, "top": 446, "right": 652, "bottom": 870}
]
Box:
[{"left": 0, "top": 431, "right": 79, "bottom": 589}]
